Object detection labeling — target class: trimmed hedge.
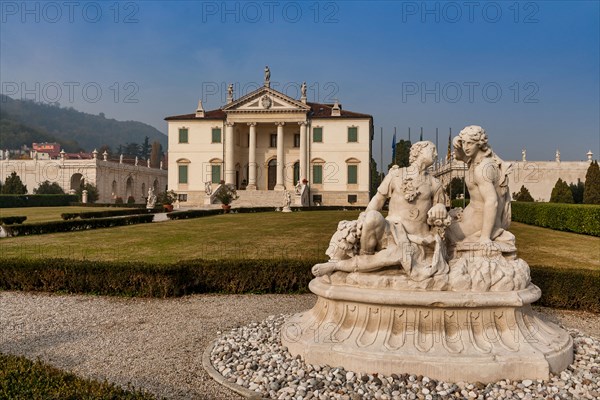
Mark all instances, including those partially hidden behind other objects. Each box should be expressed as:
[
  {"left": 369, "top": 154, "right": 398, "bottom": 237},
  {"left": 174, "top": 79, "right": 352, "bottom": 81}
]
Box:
[
  {"left": 511, "top": 201, "right": 600, "bottom": 236},
  {"left": 0, "top": 216, "right": 27, "bottom": 225},
  {"left": 167, "top": 209, "right": 222, "bottom": 220},
  {"left": 2, "top": 214, "right": 155, "bottom": 236},
  {"left": 0, "top": 258, "right": 597, "bottom": 312},
  {"left": 61, "top": 208, "right": 160, "bottom": 220},
  {"left": 0, "top": 353, "right": 157, "bottom": 399},
  {"left": 0, "top": 194, "right": 78, "bottom": 208},
  {"left": 70, "top": 202, "right": 151, "bottom": 209},
  {"left": 0, "top": 258, "right": 317, "bottom": 297},
  {"left": 166, "top": 205, "right": 366, "bottom": 220}
]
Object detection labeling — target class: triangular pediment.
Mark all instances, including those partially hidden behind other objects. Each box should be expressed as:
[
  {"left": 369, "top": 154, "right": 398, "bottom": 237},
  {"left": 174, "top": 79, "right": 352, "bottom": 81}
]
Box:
[{"left": 222, "top": 86, "right": 310, "bottom": 113}]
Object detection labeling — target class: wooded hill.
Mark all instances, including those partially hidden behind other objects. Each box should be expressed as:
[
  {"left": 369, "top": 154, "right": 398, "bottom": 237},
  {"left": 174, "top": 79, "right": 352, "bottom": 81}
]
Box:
[{"left": 0, "top": 95, "right": 167, "bottom": 152}]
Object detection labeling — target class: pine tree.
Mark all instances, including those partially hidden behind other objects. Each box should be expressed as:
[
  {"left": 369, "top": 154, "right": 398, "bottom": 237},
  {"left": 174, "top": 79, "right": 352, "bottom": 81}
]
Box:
[
  {"left": 569, "top": 179, "right": 585, "bottom": 204},
  {"left": 1, "top": 172, "right": 27, "bottom": 194},
  {"left": 141, "top": 136, "right": 151, "bottom": 160},
  {"left": 388, "top": 139, "right": 411, "bottom": 169},
  {"left": 583, "top": 160, "right": 600, "bottom": 204},
  {"left": 549, "top": 178, "right": 574, "bottom": 203},
  {"left": 34, "top": 180, "right": 65, "bottom": 194},
  {"left": 512, "top": 185, "right": 534, "bottom": 202}
]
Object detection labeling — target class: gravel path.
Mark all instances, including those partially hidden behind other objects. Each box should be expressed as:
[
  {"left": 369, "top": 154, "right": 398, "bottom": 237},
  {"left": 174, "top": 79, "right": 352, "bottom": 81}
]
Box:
[{"left": 0, "top": 291, "right": 598, "bottom": 400}]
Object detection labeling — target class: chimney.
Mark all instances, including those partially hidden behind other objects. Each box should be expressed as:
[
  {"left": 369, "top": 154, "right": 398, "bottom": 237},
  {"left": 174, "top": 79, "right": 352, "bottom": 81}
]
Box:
[
  {"left": 331, "top": 100, "right": 341, "bottom": 117},
  {"left": 195, "top": 99, "right": 205, "bottom": 118}
]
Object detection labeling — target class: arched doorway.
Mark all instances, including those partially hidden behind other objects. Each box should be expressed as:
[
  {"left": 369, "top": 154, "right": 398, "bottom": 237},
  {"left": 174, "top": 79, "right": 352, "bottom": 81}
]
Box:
[
  {"left": 141, "top": 183, "right": 146, "bottom": 198},
  {"left": 70, "top": 173, "right": 84, "bottom": 191},
  {"left": 153, "top": 179, "right": 159, "bottom": 192},
  {"left": 111, "top": 180, "right": 117, "bottom": 198},
  {"left": 125, "top": 176, "right": 134, "bottom": 200},
  {"left": 267, "top": 159, "right": 277, "bottom": 190}
]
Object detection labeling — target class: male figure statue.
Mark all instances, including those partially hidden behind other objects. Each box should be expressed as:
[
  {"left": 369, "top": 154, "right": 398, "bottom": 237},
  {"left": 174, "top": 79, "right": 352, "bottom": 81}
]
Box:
[{"left": 313, "top": 141, "right": 449, "bottom": 281}]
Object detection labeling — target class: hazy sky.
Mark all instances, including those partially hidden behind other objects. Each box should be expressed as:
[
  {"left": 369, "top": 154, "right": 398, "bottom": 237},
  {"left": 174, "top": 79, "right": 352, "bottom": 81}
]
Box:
[{"left": 1, "top": 1, "right": 598, "bottom": 168}]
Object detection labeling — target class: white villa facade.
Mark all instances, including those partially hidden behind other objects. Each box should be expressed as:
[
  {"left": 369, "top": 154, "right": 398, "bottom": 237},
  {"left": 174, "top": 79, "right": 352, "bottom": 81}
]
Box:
[{"left": 166, "top": 73, "right": 374, "bottom": 207}]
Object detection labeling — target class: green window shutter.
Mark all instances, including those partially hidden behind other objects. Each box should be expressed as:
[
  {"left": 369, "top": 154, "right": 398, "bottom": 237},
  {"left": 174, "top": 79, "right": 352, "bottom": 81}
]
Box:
[
  {"left": 348, "top": 127, "right": 358, "bottom": 142},
  {"left": 179, "top": 128, "right": 188, "bottom": 143},
  {"left": 313, "top": 127, "right": 323, "bottom": 142},
  {"left": 313, "top": 165, "right": 323, "bottom": 184},
  {"left": 178, "top": 165, "right": 188, "bottom": 184},
  {"left": 212, "top": 128, "right": 222, "bottom": 143},
  {"left": 348, "top": 165, "right": 358, "bottom": 184},
  {"left": 211, "top": 165, "right": 221, "bottom": 183}
]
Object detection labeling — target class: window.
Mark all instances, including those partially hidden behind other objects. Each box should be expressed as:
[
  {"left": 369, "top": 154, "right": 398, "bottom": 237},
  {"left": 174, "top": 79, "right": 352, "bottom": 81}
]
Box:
[
  {"left": 179, "top": 128, "right": 188, "bottom": 143},
  {"left": 347, "top": 164, "right": 358, "bottom": 184},
  {"left": 293, "top": 162, "right": 300, "bottom": 185},
  {"left": 178, "top": 194, "right": 188, "bottom": 202},
  {"left": 178, "top": 165, "right": 188, "bottom": 184},
  {"left": 313, "top": 164, "right": 323, "bottom": 184},
  {"left": 211, "top": 165, "right": 221, "bottom": 183},
  {"left": 294, "top": 133, "right": 300, "bottom": 148},
  {"left": 212, "top": 128, "right": 222, "bottom": 143},
  {"left": 348, "top": 127, "right": 358, "bottom": 142},
  {"left": 313, "top": 127, "right": 323, "bottom": 143},
  {"left": 312, "top": 194, "right": 322, "bottom": 205},
  {"left": 348, "top": 194, "right": 357, "bottom": 204},
  {"left": 270, "top": 134, "right": 277, "bottom": 148}
]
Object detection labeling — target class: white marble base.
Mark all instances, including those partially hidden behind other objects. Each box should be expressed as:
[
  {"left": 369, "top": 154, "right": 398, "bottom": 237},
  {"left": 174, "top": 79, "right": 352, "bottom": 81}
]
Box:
[{"left": 282, "top": 279, "right": 573, "bottom": 383}]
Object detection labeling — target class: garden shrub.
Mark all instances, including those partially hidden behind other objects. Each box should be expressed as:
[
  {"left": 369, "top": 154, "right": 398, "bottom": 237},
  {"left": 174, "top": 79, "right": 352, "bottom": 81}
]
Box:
[
  {"left": 0, "top": 216, "right": 27, "bottom": 225},
  {"left": 511, "top": 201, "right": 600, "bottom": 236},
  {"left": 0, "top": 258, "right": 597, "bottom": 312},
  {"left": 61, "top": 209, "right": 158, "bottom": 220},
  {"left": 0, "top": 194, "right": 78, "bottom": 208},
  {"left": 2, "top": 214, "right": 154, "bottom": 237}
]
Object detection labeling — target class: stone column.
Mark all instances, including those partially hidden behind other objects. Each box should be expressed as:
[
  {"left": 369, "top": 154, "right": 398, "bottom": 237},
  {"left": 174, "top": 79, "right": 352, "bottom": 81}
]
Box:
[
  {"left": 225, "top": 122, "right": 235, "bottom": 185},
  {"left": 299, "top": 121, "right": 308, "bottom": 181},
  {"left": 247, "top": 123, "right": 257, "bottom": 190},
  {"left": 275, "top": 122, "right": 285, "bottom": 190}
]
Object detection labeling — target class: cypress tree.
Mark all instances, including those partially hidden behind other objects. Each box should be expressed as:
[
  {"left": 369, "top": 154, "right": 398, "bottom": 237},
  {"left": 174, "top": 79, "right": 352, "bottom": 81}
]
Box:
[
  {"left": 549, "top": 178, "right": 574, "bottom": 203},
  {"left": 1, "top": 172, "right": 27, "bottom": 194},
  {"left": 513, "top": 185, "right": 534, "bottom": 202},
  {"left": 583, "top": 160, "right": 600, "bottom": 204}
]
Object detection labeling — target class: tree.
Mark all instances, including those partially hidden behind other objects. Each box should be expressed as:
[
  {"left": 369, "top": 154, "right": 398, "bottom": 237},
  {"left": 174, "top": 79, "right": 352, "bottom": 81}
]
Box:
[
  {"left": 150, "top": 141, "right": 162, "bottom": 168},
  {"left": 583, "top": 160, "right": 600, "bottom": 204},
  {"left": 549, "top": 178, "right": 573, "bottom": 203},
  {"left": 569, "top": 179, "right": 585, "bottom": 204},
  {"left": 98, "top": 144, "right": 112, "bottom": 156},
  {"left": 76, "top": 183, "right": 99, "bottom": 203},
  {"left": 389, "top": 139, "right": 411, "bottom": 169},
  {"left": 445, "top": 177, "right": 469, "bottom": 200},
  {"left": 1, "top": 172, "right": 27, "bottom": 194},
  {"left": 124, "top": 142, "right": 141, "bottom": 157},
  {"left": 370, "top": 157, "right": 383, "bottom": 198},
  {"left": 34, "top": 180, "right": 65, "bottom": 194},
  {"left": 141, "top": 136, "right": 151, "bottom": 160},
  {"left": 512, "top": 185, "right": 534, "bottom": 202}
]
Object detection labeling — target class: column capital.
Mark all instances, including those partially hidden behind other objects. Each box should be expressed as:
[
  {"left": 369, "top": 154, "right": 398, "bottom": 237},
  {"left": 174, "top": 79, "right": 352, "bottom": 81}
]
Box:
[
  {"left": 247, "top": 122, "right": 257, "bottom": 127},
  {"left": 275, "top": 122, "right": 285, "bottom": 127},
  {"left": 298, "top": 121, "right": 308, "bottom": 126},
  {"left": 225, "top": 122, "right": 235, "bottom": 127}
]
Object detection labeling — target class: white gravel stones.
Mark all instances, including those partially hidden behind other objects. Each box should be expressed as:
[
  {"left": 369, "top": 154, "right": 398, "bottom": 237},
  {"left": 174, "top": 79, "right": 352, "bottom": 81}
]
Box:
[{"left": 210, "top": 316, "right": 600, "bottom": 400}]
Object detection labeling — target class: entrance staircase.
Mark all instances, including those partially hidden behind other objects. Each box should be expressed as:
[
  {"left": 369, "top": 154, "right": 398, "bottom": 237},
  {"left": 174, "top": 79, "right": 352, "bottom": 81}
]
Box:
[{"left": 234, "top": 190, "right": 287, "bottom": 207}]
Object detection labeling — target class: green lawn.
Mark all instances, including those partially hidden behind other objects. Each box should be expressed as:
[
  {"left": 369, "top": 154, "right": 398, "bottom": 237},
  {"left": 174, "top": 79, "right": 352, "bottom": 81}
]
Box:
[
  {"left": 0, "top": 210, "right": 598, "bottom": 270},
  {"left": 0, "top": 206, "right": 137, "bottom": 223}
]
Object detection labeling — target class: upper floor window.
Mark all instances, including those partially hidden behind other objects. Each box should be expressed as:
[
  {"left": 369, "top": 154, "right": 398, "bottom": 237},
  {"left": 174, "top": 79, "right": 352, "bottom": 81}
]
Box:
[
  {"left": 294, "top": 133, "right": 300, "bottom": 148},
  {"left": 270, "top": 133, "right": 277, "bottom": 148},
  {"left": 212, "top": 128, "right": 222, "bottom": 143},
  {"left": 313, "top": 127, "right": 323, "bottom": 143},
  {"left": 178, "top": 128, "right": 188, "bottom": 143},
  {"left": 348, "top": 127, "right": 358, "bottom": 143}
]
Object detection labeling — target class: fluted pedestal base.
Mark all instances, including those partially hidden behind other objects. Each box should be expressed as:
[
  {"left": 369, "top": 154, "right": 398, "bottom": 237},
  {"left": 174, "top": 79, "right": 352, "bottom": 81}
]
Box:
[{"left": 282, "top": 279, "right": 573, "bottom": 383}]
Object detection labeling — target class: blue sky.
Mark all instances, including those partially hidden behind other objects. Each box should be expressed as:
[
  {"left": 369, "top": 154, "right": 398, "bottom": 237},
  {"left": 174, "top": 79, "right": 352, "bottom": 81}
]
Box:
[{"left": 1, "top": 0, "right": 598, "bottom": 169}]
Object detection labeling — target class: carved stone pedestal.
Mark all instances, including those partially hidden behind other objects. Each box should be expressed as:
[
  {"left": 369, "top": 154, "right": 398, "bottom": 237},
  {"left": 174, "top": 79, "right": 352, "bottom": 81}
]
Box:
[{"left": 282, "top": 278, "right": 573, "bottom": 383}]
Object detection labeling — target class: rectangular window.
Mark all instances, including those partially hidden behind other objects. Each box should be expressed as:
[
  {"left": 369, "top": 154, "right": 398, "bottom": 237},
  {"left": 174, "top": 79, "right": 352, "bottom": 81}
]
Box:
[
  {"left": 270, "top": 133, "right": 277, "bottom": 148},
  {"left": 179, "top": 128, "right": 188, "bottom": 143},
  {"left": 211, "top": 165, "right": 221, "bottom": 183},
  {"left": 178, "top": 194, "right": 188, "bottom": 202},
  {"left": 294, "top": 133, "right": 300, "bottom": 148},
  {"left": 313, "top": 127, "right": 323, "bottom": 142},
  {"left": 313, "top": 164, "right": 323, "bottom": 184},
  {"left": 178, "top": 165, "right": 188, "bottom": 184},
  {"left": 347, "top": 165, "right": 358, "bottom": 184},
  {"left": 348, "top": 127, "right": 358, "bottom": 142},
  {"left": 312, "top": 194, "right": 322, "bottom": 205},
  {"left": 348, "top": 194, "right": 357, "bottom": 204},
  {"left": 212, "top": 128, "right": 222, "bottom": 143}
]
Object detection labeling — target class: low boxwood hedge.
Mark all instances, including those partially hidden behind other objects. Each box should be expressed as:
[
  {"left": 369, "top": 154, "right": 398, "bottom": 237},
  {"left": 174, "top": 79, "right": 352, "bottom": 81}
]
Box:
[
  {"left": 2, "top": 214, "right": 155, "bottom": 237},
  {"left": 0, "top": 258, "right": 597, "bottom": 312},
  {"left": 61, "top": 208, "right": 160, "bottom": 220},
  {"left": 0, "top": 353, "right": 157, "bottom": 399},
  {"left": 0, "top": 194, "right": 78, "bottom": 208},
  {"left": 511, "top": 201, "right": 600, "bottom": 236},
  {"left": 0, "top": 216, "right": 27, "bottom": 225}
]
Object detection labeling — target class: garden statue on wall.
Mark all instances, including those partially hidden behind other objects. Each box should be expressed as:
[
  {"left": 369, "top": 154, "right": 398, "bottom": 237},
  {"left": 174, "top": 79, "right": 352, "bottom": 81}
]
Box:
[
  {"left": 146, "top": 187, "right": 157, "bottom": 210},
  {"left": 283, "top": 126, "right": 573, "bottom": 383}
]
